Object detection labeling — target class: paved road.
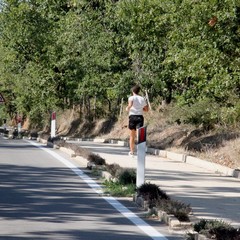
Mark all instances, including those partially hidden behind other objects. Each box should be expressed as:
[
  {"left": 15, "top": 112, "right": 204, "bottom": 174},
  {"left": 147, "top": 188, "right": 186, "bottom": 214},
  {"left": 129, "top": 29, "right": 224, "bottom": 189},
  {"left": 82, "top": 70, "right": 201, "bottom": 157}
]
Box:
[
  {"left": 68, "top": 140, "right": 240, "bottom": 228},
  {"left": 0, "top": 136, "right": 183, "bottom": 240}
]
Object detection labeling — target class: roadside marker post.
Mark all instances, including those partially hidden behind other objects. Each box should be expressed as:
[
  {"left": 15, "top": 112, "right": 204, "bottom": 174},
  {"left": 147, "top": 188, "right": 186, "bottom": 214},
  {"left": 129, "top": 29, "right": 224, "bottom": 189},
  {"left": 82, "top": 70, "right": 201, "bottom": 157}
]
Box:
[
  {"left": 51, "top": 111, "right": 56, "bottom": 139},
  {"left": 137, "top": 126, "right": 147, "bottom": 187}
]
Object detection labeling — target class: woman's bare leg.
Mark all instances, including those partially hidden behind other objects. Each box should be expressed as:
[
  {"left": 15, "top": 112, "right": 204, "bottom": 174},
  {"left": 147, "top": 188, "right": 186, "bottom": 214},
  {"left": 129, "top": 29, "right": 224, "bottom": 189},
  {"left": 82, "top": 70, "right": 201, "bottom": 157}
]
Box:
[{"left": 129, "top": 129, "right": 136, "bottom": 153}]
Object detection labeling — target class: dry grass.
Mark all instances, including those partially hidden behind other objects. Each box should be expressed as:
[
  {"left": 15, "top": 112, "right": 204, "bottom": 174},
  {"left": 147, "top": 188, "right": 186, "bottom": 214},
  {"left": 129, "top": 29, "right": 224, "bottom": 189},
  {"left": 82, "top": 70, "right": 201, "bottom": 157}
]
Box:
[
  {"left": 56, "top": 109, "right": 240, "bottom": 170},
  {"left": 102, "top": 111, "right": 240, "bottom": 169},
  {"left": 196, "top": 138, "right": 240, "bottom": 169}
]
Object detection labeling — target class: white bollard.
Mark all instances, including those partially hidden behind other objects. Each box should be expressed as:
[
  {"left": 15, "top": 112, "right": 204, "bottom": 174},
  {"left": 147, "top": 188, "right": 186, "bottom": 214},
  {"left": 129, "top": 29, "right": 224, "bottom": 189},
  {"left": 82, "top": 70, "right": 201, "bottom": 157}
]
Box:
[
  {"left": 51, "top": 111, "right": 56, "bottom": 138},
  {"left": 17, "top": 122, "right": 21, "bottom": 133},
  {"left": 137, "top": 126, "right": 147, "bottom": 187}
]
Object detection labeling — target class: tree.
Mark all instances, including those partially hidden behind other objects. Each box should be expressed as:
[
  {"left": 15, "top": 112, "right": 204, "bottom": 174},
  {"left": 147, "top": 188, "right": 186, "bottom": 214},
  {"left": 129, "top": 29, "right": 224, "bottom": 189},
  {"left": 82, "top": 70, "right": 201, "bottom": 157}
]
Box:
[
  {"left": 165, "top": 0, "right": 240, "bottom": 104},
  {"left": 115, "top": 0, "right": 173, "bottom": 102},
  {"left": 0, "top": 0, "right": 239, "bottom": 128}
]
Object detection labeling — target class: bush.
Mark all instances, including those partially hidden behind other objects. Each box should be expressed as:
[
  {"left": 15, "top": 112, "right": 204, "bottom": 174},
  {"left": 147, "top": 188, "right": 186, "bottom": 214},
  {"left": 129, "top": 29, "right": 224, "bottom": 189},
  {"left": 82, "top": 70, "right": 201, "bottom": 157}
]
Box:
[
  {"left": 137, "top": 182, "right": 170, "bottom": 202},
  {"left": 102, "top": 168, "right": 136, "bottom": 197},
  {"left": 156, "top": 199, "right": 191, "bottom": 221},
  {"left": 210, "top": 226, "right": 240, "bottom": 240},
  {"left": 170, "top": 98, "right": 220, "bottom": 130},
  {"left": 87, "top": 153, "right": 106, "bottom": 165},
  {"left": 117, "top": 168, "right": 136, "bottom": 185},
  {"left": 193, "top": 219, "right": 240, "bottom": 240},
  {"left": 105, "top": 163, "right": 121, "bottom": 178}
]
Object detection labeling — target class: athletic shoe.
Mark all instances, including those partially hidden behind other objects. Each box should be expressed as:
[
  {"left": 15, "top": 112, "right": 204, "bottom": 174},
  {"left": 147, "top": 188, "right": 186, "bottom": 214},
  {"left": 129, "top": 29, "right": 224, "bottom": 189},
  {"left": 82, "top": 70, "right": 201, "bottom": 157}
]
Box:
[{"left": 128, "top": 151, "right": 134, "bottom": 157}]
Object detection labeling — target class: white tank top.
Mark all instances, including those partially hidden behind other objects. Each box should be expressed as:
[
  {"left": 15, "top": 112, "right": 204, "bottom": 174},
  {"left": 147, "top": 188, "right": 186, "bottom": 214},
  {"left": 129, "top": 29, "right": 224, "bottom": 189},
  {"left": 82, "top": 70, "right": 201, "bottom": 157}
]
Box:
[{"left": 128, "top": 95, "right": 147, "bottom": 116}]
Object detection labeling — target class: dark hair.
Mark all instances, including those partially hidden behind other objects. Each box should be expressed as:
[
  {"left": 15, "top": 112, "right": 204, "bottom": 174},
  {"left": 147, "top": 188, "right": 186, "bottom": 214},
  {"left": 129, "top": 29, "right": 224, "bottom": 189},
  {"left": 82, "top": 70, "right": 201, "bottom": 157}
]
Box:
[{"left": 131, "top": 85, "right": 141, "bottom": 94}]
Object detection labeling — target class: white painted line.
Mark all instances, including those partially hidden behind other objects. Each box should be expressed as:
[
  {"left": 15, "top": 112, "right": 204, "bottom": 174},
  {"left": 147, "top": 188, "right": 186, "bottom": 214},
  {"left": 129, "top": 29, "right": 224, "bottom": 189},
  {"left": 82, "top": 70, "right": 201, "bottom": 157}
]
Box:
[{"left": 27, "top": 140, "right": 169, "bottom": 240}]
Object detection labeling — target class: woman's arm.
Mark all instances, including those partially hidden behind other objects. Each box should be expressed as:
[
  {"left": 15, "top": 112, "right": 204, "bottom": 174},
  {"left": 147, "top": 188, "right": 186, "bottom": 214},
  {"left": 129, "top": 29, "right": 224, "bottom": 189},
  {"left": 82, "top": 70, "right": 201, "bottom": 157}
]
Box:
[
  {"left": 126, "top": 99, "right": 133, "bottom": 112},
  {"left": 143, "top": 105, "right": 149, "bottom": 112}
]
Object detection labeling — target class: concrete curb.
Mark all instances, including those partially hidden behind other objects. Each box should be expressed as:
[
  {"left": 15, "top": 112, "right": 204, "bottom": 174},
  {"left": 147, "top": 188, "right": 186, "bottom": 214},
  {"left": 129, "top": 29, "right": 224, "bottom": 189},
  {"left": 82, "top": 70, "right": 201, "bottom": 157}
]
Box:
[
  {"left": 61, "top": 137, "right": 128, "bottom": 146},
  {"left": 132, "top": 194, "right": 193, "bottom": 230}
]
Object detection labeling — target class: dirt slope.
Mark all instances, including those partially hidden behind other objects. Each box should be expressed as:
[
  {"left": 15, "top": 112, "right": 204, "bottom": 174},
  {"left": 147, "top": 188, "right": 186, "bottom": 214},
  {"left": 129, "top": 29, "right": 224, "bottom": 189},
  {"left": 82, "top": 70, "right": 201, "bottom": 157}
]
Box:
[{"left": 56, "top": 109, "right": 240, "bottom": 169}]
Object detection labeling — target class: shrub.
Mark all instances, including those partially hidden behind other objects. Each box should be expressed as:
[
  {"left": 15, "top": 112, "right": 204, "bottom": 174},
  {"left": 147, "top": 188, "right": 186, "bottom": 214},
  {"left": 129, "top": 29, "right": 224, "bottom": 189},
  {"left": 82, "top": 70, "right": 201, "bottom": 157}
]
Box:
[
  {"left": 156, "top": 199, "right": 191, "bottom": 221},
  {"left": 169, "top": 98, "right": 220, "bottom": 130},
  {"left": 209, "top": 226, "right": 240, "bottom": 240},
  {"left": 87, "top": 153, "right": 106, "bottom": 165},
  {"left": 105, "top": 163, "right": 121, "bottom": 178},
  {"left": 102, "top": 168, "right": 136, "bottom": 197},
  {"left": 137, "top": 182, "right": 170, "bottom": 202},
  {"left": 117, "top": 168, "right": 136, "bottom": 185},
  {"left": 193, "top": 219, "right": 240, "bottom": 240}
]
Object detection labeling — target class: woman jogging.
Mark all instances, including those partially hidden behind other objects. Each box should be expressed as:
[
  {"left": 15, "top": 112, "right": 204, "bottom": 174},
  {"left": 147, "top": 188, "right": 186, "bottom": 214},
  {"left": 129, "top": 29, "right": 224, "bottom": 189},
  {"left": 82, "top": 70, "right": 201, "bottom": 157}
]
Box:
[{"left": 126, "top": 84, "right": 149, "bottom": 157}]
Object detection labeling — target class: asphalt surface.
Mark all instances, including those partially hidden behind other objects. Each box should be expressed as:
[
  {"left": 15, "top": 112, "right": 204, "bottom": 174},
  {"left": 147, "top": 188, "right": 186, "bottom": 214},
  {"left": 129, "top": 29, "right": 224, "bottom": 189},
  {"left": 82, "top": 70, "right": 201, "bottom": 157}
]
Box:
[
  {"left": 0, "top": 136, "right": 183, "bottom": 240},
  {"left": 68, "top": 140, "right": 240, "bottom": 228}
]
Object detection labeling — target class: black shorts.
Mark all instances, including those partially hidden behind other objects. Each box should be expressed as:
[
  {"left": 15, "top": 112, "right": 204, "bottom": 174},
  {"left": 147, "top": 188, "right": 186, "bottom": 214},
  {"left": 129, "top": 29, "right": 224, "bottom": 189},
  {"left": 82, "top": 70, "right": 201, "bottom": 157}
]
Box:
[{"left": 128, "top": 115, "right": 144, "bottom": 130}]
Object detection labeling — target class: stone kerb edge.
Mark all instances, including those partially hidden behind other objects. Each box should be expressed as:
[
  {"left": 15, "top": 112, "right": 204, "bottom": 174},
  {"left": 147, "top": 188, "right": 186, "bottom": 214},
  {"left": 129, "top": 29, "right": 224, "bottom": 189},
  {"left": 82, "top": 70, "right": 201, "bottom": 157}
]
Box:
[
  {"left": 233, "top": 169, "right": 240, "bottom": 178},
  {"left": 195, "top": 234, "right": 212, "bottom": 240},
  {"left": 37, "top": 137, "right": 48, "bottom": 144},
  {"left": 60, "top": 137, "right": 128, "bottom": 146},
  {"left": 133, "top": 194, "right": 192, "bottom": 230}
]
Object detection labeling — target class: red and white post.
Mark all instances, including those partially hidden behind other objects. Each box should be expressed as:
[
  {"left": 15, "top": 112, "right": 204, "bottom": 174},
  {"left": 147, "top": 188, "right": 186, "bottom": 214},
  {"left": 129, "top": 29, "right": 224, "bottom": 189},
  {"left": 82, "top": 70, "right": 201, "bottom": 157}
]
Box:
[
  {"left": 137, "top": 126, "right": 147, "bottom": 187},
  {"left": 51, "top": 111, "right": 56, "bottom": 139}
]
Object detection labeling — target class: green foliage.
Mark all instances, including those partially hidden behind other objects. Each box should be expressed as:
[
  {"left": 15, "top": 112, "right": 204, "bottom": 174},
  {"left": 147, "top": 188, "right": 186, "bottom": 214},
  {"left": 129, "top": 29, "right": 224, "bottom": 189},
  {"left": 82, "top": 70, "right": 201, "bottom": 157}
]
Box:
[
  {"left": 0, "top": 0, "right": 240, "bottom": 128},
  {"left": 194, "top": 219, "right": 231, "bottom": 233},
  {"left": 105, "top": 163, "right": 121, "bottom": 178},
  {"left": 103, "top": 166, "right": 136, "bottom": 197},
  {"left": 137, "top": 182, "right": 169, "bottom": 201},
  {"left": 220, "top": 99, "right": 240, "bottom": 128},
  {"left": 156, "top": 199, "right": 191, "bottom": 222},
  {"left": 209, "top": 226, "right": 240, "bottom": 240},
  {"left": 103, "top": 180, "right": 135, "bottom": 197},
  {"left": 169, "top": 96, "right": 240, "bottom": 129},
  {"left": 137, "top": 182, "right": 191, "bottom": 221},
  {"left": 117, "top": 168, "right": 136, "bottom": 185},
  {"left": 170, "top": 98, "right": 221, "bottom": 129},
  {"left": 115, "top": 0, "right": 171, "bottom": 98},
  {"left": 87, "top": 153, "right": 106, "bottom": 165},
  {"left": 193, "top": 219, "right": 240, "bottom": 240}
]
